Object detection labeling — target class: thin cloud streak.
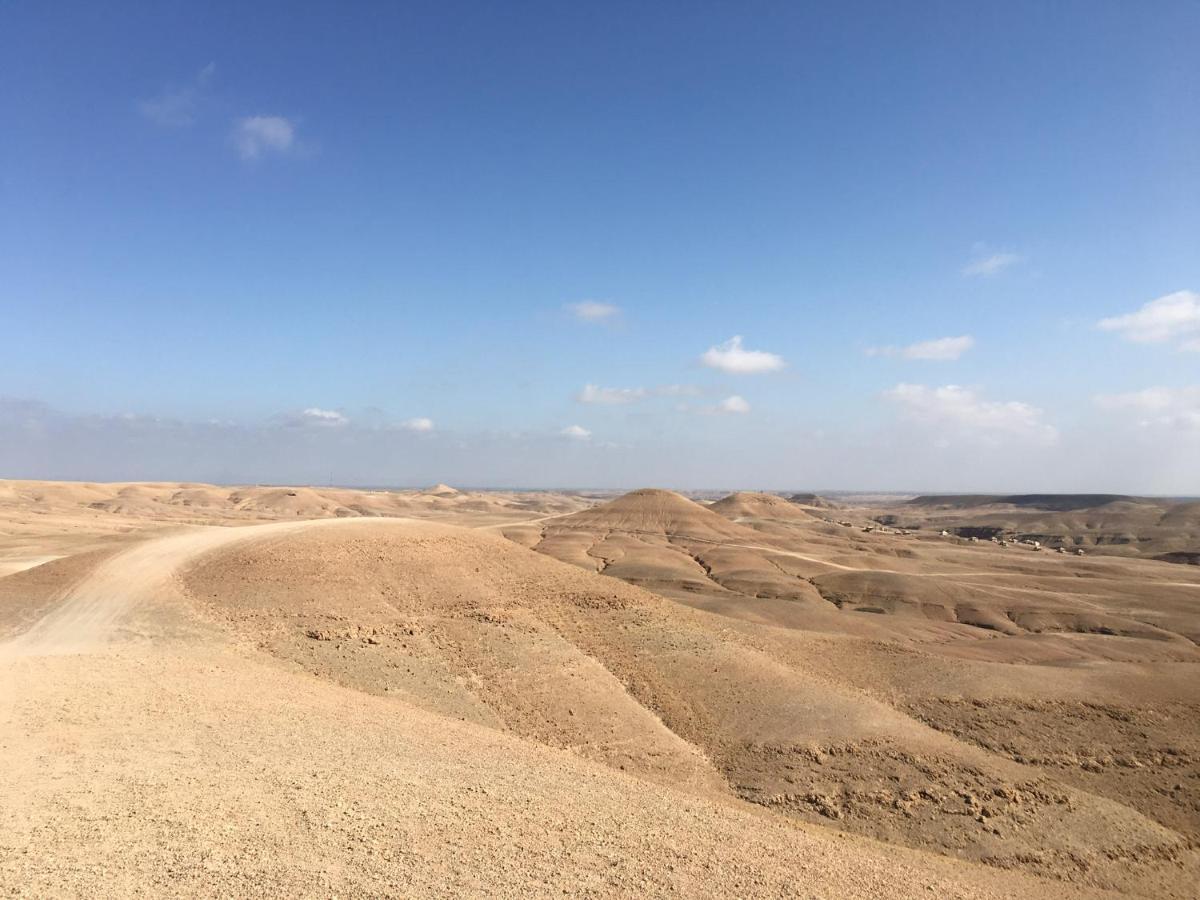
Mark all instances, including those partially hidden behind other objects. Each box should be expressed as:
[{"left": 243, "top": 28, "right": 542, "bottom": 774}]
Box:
[
  {"left": 867, "top": 335, "right": 974, "bottom": 361},
  {"left": 962, "top": 250, "right": 1022, "bottom": 277},
  {"left": 232, "top": 115, "right": 297, "bottom": 160},
  {"left": 565, "top": 301, "right": 620, "bottom": 323},
  {"left": 577, "top": 384, "right": 646, "bottom": 405},
  {"left": 139, "top": 63, "right": 216, "bottom": 127}
]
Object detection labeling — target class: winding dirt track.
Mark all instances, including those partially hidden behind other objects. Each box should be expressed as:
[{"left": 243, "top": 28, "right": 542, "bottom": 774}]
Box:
[{"left": 0, "top": 518, "right": 419, "bottom": 659}]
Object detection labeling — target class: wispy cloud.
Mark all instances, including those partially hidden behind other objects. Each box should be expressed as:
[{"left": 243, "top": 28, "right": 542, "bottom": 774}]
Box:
[
  {"left": 962, "top": 246, "right": 1022, "bottom": 278},
  {"left": 884, "top": 383, "right": 1056, "bottom": 443},
  {"left": 232, "top": 115, "right": 297, "bottom": 160},
  {"left": 700, "top": 336, "right": 785, "bottom": 374},
  {"left": 655, "top": 384, "right": 702, "bottom": 397},
  {"left": 401, "top": 417, "right": 435, "bottom": 432},
  {"left": 867, "top": 335, "right": 974, "bottom": 361},
  {"left": 561, "top": 424, "right": 591, "bottom": 440},
  {"left": 688, "top": 394, "right": 751, "bottom": 416},
  {"left": 1097, "top": 291, "right": 1200, "bottom": 351},
  {"left": 576, "top": 383, "right": 704, "bottom": 405},
  {"left": 294, "top": 407, "right": 348, "bottom": 428},
  {"left": 566, "top": 301, "right": 620, "bottom": 323},
  {"left": 139, "top": 63, "right": 215, "bottom": 127},
  {"left": 577, "top": 384, "right": 646, "bottom": 405},
  {"left": 1094, "top": 386, "right": 1200, "bottom": 431},
  {"left": 715, "top": 395, "right": 750, "bottom": 414}
]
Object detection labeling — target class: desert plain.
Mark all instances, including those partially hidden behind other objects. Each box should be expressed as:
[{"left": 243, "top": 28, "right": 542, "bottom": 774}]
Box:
[{"left": 1, "top": 480, "right": 1197, "bottom": 898}]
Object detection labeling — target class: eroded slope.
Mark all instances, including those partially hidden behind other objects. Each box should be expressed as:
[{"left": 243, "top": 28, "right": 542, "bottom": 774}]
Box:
[{"left": 182, "top": 520, "right": 1198, "bottom": 896}]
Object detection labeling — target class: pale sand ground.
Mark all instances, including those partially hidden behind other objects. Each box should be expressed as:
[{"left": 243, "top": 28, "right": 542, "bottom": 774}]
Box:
[{"left": 1, "top": 481, "right": 1196, "bottom": 897}]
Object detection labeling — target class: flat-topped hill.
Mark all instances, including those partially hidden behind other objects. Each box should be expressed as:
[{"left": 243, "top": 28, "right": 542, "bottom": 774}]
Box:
[{"left": 905, "top": 494, "right": 1148, "bottom": 512}]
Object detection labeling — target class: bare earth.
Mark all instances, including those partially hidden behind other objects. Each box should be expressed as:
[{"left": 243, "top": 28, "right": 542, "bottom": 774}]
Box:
[{"left": 1, "top": 481, "right": 1197, "bottom": 897}]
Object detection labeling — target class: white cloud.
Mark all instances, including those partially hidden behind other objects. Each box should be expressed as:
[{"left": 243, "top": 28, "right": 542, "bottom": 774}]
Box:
[
  {"left": 298, "top": 407, "right": 348, "bottom": 427},
  {"left": 566, "top": 301, "right": 620, "bottom": 323},
  {"left": 700, "top": 336, "right": 785, "bottom": 374},
  {"left": 868, "top": 335, "right": 975, "bottom": 361},
  {"left": 655, "top": 384, "right": 702, "bottom": 397},
  {"left": 139, "top": 63, "right": 215, "bottom": 127},
  {"left": 1094, "top": 387, "right": 1190, "bottom": 412},
  {"left": 905, "top": 335, "right": 975, "bottom": 360},
  {"left": 716, "top": 395, "right": 750, "bottom": 414},
  {"left": 401, "top": 417, "right": 434, "bottom": 432},
  {"left": 561, "top": 424, "right": 591, "bottom": 440},
  {"left": 577, "top": 383, "right": 704, "bottom": 405},
  {"left": 577, "top": 384, "right": 646, "bottom": 405},
  {"left": 693, "top": 394, "right": 751, "bottom": 416},
  {"left": 232, "top": 115, "right": 297, "bottom": 160},
  {"left": 883, "top": 384, "right": 1056, "bottom": 443},
  {"left": 1094, "top": 386, "right": 1200, "bottom": 430},
  {"left": 1097, "top": 291, "right": 1200, "bottom": 349},
  {"left": 962, "top": 251, "right": 1022, "bottom": 277}
]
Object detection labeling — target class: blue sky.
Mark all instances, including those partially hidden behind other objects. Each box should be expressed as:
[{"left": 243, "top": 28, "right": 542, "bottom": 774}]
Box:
[{"left": 2, "top": 1, "right": 1198, "bottom": 491}]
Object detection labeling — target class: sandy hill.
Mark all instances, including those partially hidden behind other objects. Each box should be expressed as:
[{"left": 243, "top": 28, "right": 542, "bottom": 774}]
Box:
[
  {"left": 0, "top": 478, "right": 594, "bottom": 533},
  {"left": 166, "top": 486, "right": 234, "bottom": 509},
  {"left": 505, "top": 484, "right": 1200, "bottom": 890},
  {"left": 229, "top": 486, "right": 356, "bottom": 518},
  {"left": 870, "top": 493, "right": 1200, "bottom": 564},
  {"left": 788, "top": 492, "right": 838, "bottom": 508},
  {"left": 3, "top": 483, "right": 1200, "bottom": 896},
  {"left": 511, "top": 486, "right": 1200, "bottom": 657},
  {"left": 512, "top": 489, "right": 792, "bottom": 596},
  {"left": 8, "top": 520, "right": 1116, "bottom": 898},
  {"left": 550, "top": 488, "right": 764, "bottom": 543},
  {"left": 1160, "top": 500, "right": 1200, "bottom": 528},
  {"left": 176, "top": 520, "right": 1195, "bottom": 896},
  {"left": 710, "top": 491, "right": 821, "bottom": 521}
]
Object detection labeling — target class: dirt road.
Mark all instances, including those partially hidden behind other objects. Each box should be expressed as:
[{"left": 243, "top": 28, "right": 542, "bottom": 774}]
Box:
[{"left": 0, "top": 518, "right": 420, "bottom": 659}]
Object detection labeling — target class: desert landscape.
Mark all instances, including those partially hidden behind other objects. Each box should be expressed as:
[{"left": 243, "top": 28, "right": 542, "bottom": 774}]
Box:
[
  {"left": 9, "top": 2, "right": 1197, "bottom": 896},
  {"left": 1, "top": 479, "right": 1196, "bottom": 897}
]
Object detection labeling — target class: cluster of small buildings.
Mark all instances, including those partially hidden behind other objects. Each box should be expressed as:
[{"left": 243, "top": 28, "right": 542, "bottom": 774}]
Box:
[{"left": 819, "top": 519, "right": 1086, "bottom": 556}]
